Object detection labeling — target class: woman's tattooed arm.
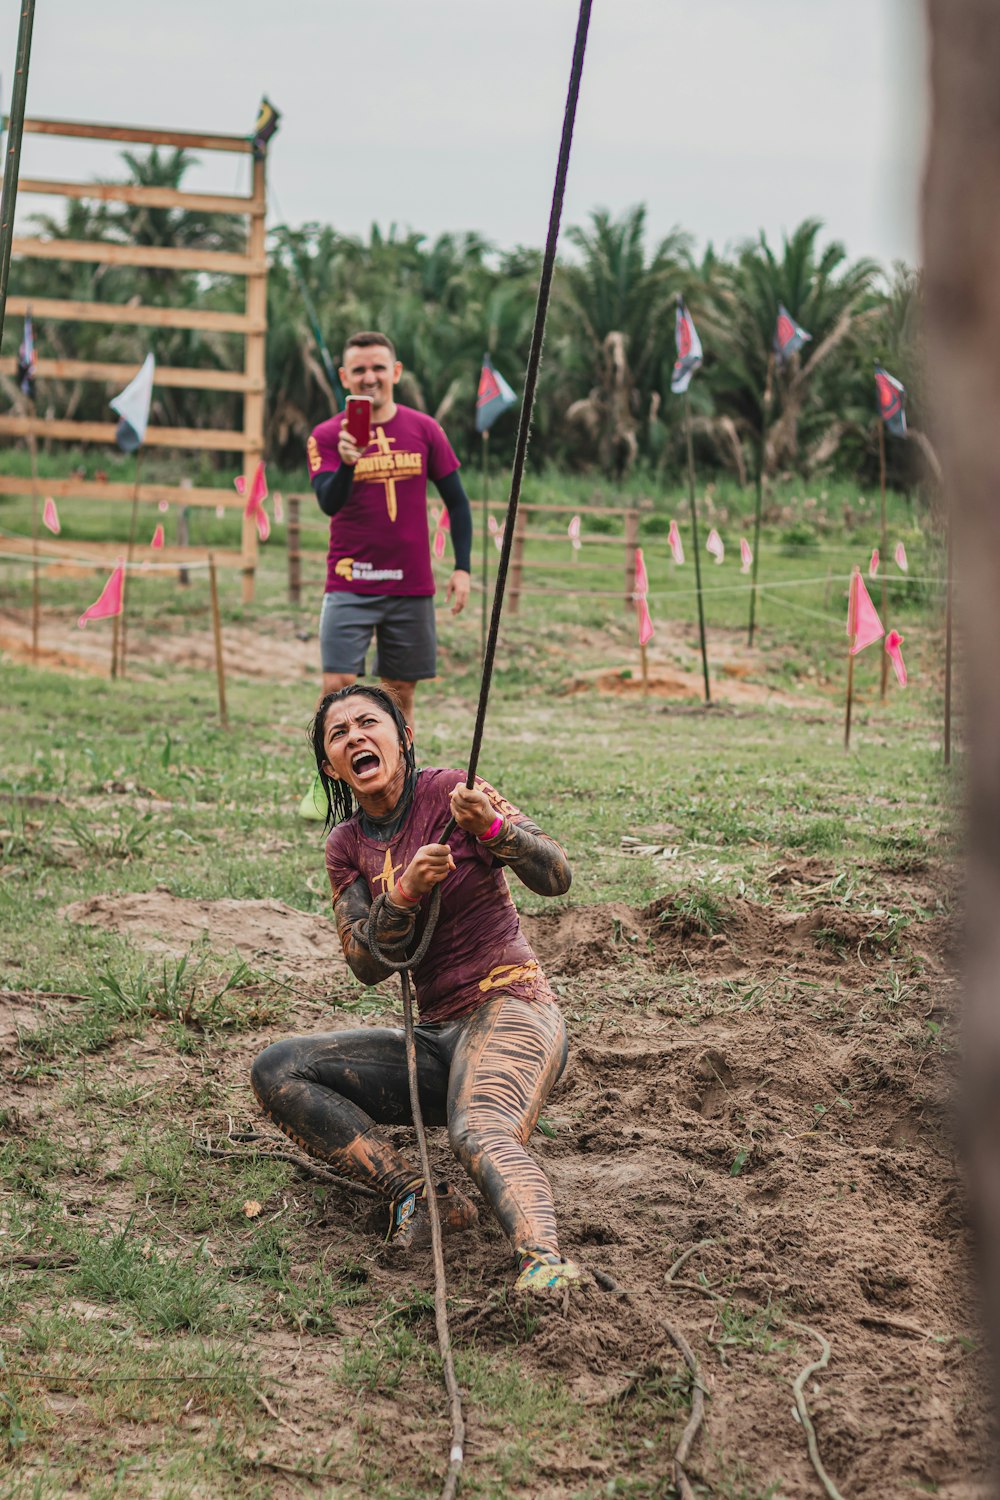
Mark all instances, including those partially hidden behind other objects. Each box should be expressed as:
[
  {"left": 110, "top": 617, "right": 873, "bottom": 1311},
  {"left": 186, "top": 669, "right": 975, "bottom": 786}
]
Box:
[
  {"left": 482, "top": 817, "right": 571, "bottom": 896},
  {"left": 333, "top": 877, "right": 419, "bottom": 984}
]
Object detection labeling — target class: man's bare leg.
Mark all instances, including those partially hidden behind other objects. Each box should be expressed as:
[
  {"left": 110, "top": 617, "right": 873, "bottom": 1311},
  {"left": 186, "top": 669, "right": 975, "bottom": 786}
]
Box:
[
  {"left": 322, "top": 672, "right": 356, "bottom": 698},
  {"left": 380, "top": 678, "right": 416, "bottom": 735}
]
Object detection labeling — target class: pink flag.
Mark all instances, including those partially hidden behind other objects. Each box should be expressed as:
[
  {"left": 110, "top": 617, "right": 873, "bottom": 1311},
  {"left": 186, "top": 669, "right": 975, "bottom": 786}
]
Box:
[
  {"left": 634, "top": 547, "right": 649, "bottom": 597},
  {"left": 42, "top": 497, "right": 60, "bottom": 535},
  {"left": 706, "top": 528, "right": 724, "bottom": 564},
  {"left": 894, "top": 541, "right": 908, "bottom": 573},
  {"left": 432, "top": 506, "right": 450, "bottom": 560},
  {"left": 256, "top": 505, "right": 270, "bottom": 543},
  {"left": 668, "top": 519, "right": 685, "bottom": 565},
  {"left": 494, "top": 522, "right": 505, "bottom": 553},
  {"left": 215, "top": 505, "right": 226, "bottom": 519},
  {"left": 273, "top": 491, "right": 284, "bottom": 524},
  {"left": 740, "top": 537, "right": 752, "bottom": 574},
  {"left": 150, "top": 524, "right": 164, "bottom": 550},
  {"left": 568, "top": 514, "right": 581, "bottom": 551},
  {"left": 236, "top": 461, "right": 268, "bottom": 521},
  {"left": 634, "top": 547, "right": 654, "bottom": 645},
  {"left": 157, "top": 500, "right": 169, "bottom": 514},
  {"left": 487, "top": 515, "right": 499, "bottom": 537},
  {"left": 885, "top": 629, "right": 907, "bottom": 687},
  {"left": 869, "top": 548, "right": 879, "bottom": 577},
  {"left": 78, "top": 561, "right": 125, "bottom": 628},
  {"left": 847, "top": 569, "right": 885, "bottom": 655}
]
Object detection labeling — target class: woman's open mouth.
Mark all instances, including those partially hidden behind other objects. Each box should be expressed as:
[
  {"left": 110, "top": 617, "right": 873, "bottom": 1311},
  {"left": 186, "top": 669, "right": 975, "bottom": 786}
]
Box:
[{"left": 351, "top": 750, "right": 381, "bottom": 782}]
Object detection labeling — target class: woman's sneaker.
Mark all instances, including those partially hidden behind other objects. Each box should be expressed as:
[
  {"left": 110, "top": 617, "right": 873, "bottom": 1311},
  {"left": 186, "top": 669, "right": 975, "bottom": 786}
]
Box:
[
  {"left": 514, "top": 1246, "right": 582, "bottom": 1293},
  {"left": 385, "top": 1181, "right": 478, "bottom": 1250},
  {"left": 297, "top": 774, "right": 328, "bottom": 822}
]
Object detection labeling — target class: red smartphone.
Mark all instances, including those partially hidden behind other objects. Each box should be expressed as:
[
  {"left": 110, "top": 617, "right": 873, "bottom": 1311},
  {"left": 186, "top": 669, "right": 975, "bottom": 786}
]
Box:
[{"left": 345, "top": 396, "right": 372, "bottom": 449}]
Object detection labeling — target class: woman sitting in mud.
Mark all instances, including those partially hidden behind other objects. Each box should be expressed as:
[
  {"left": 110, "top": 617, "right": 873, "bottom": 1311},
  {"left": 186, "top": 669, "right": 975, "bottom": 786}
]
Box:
[{"left": 251, "top": 685, "right": 578, "bottom": 1293}]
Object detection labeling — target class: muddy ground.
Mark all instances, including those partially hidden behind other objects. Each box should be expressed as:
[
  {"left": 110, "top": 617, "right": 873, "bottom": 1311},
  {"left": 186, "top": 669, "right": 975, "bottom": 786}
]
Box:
[{"left": 5, "top": 856, "right": 990, "bottom": 1499}]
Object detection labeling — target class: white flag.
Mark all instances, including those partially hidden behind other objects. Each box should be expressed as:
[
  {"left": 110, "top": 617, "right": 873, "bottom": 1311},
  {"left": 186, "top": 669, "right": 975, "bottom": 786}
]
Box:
[{"left": 111, "top": 353, "right": 155, "bottom": 452}]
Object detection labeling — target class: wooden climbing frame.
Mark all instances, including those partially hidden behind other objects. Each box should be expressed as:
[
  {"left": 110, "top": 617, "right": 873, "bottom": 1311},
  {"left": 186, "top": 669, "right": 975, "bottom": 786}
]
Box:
[{"left": 0, "top": 115, "right": 268, "bottom": 601}]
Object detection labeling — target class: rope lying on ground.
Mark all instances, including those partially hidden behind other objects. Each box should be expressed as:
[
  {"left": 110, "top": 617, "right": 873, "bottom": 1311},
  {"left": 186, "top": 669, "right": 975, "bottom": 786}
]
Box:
[{"left": 660, "top": 1242, "right": 850, "bottom": 1500}]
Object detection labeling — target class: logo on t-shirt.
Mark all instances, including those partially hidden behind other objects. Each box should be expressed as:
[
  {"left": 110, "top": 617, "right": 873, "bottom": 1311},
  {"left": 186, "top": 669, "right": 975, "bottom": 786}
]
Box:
[
  {"left": 354, "top": 427, "right": 424, "bottom": 522},
  {"left": 307, "top": 434, "right": 322, "bottom": 474},
  {"left": 334, "top": 556, "right": 405, "bottom": 584}
]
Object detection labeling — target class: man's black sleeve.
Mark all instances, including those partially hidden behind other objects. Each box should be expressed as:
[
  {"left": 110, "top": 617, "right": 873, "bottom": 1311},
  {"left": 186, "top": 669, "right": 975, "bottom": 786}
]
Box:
[
  {"left": 436, "top": 470, "right": 472, "bottom": 572},
  {"left": 312, "top": 466, "right": 354, "bottom": 516}
]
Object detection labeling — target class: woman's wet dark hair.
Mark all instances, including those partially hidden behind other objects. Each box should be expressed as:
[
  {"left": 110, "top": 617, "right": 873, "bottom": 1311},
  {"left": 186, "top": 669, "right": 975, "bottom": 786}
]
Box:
[{"left": 309, "top": 684, "right": 415, "bottom": 829}]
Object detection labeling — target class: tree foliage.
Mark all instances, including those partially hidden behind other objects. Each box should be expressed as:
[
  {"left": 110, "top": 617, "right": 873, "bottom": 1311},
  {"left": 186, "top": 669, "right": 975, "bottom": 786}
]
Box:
[{"left": 3, "top": 150, "right": 928, "bottom": 488}]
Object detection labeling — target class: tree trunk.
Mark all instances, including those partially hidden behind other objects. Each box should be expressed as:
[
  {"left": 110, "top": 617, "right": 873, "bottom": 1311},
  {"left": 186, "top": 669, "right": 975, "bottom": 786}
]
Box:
[{"left": 924, "top": 3, "right": 1000, "bottom": 1478}]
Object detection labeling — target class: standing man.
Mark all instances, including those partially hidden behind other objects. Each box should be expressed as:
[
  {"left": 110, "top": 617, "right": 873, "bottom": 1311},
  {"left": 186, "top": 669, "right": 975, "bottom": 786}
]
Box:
[{"left": 299, "top": 331, "right": 473, "bottom": 817}]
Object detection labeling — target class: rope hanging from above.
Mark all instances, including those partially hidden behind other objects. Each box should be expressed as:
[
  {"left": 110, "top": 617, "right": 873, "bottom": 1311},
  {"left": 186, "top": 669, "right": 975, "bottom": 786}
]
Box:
[{"left": 363, "top": 7, "right": 593, "bottom": 1499}]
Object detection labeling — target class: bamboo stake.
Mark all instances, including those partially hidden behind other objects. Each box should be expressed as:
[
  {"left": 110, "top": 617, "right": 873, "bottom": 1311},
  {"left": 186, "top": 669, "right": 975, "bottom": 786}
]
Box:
[
  {"left": 944, "top": 515, "right": 953, "bottom": 767},
  {"left": 684, "top": 393, "right": 711, "bottom": 704},
  {"left": 0, "top": 0, "right": 35, "bottom": 350},
  {"left": 747, "top": 355, "right": 773, "bottom": 647},
  {"left": 208, "top": 553, "right": 229, "bottom": 729},
  {"left": 116, "top": 450, "right": 143, "bottom": 678},
  {"left": 27, "top": 395, "right": 40, "bottom": 661},
  {"left": 480, "top": 429, "right": 489, "bottom": 662},
  {"left": 640, "top": 641, "right": 649, "bottom": 698},
  {"left": 844, "top": 650, "right": 856, "bottom": 752},
  {"left": 878, "top": 418, "right": 889, "bottom": 701}
]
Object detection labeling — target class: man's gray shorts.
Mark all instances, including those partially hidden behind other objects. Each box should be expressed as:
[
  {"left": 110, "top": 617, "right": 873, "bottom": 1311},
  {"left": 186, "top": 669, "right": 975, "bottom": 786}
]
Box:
[{"left": 319, "top": 591, "right": 437, "bottom": 681}]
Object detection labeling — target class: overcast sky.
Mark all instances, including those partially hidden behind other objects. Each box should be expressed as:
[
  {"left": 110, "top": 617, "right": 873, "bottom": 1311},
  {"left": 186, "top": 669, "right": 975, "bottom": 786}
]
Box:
[{"left": 3, "top": 0, "right": 925, "bottom": 269}]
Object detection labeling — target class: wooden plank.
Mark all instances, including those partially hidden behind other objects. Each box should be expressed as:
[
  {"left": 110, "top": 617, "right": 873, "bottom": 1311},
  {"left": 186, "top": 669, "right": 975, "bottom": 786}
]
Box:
[
  {"left": 12, "top": 237, "right": 265, "bottom": 276},
  {"left": 0, "top": 356, "right": 261, "bottom": 393},
  {"left": 0, "top": 475, "right": 241, "bottom": 509},
  {"left": 16, "top": 177, "right": 260, "bottom": 216},
  {"left": 0, "top": 415, "right": 246, "bottom": 453},
  {"left": 240, "top": 154, "right": 268, "bottom": 604},
  {"left": 0, "top": 534, "right": 246, "bottom": 568},
  {"left": 6, "top": 295, "right": 262, "bottom": 335},
  {"left": 16, "top": 116, "right": 253, "bottom": 154}
]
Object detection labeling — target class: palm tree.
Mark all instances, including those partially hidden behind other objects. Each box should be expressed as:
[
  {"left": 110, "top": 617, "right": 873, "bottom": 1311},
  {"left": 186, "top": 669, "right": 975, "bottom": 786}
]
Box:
[
  {"left": 555, "top": 206, "right": 693, "bottom": 476},
  {"left": 705, "top": 218, "right": 881, "bottom": 479}
]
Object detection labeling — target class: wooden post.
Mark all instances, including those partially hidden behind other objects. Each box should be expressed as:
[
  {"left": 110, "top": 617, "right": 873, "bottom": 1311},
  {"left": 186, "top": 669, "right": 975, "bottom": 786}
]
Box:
[
  {"left": 0, "top": 0, "right": 35, "bottom": 349},
  {"left": 27, "top": 400, "right": 40, "bottom": 661},
  {"left": 176, "top": 505, "right": 191, "bottom": 586},
  {"left": 117, "top": 451, "right": 143, "bottom": 678},
  {"left": 878, "top": 418, "right": 889, "bottom": 701},
  {"left": 684, "top": 393, "right": 711, "bottom": 705},
  {"left": 508, "top": 505, "right": 527, "bottom": 615},
  {"left": 287, "top": 493, "right": 301, "bottom": 606},
  {"left": 623, "top": 508, "right": 639, "bottom": 612},
  {"left": 240, "top": 151, "right": 267, "bottom": 605},
  {"left": 208, "top": 553, "right": 229, "bottom": 730},
  {"left": 944, "top": 516, "right": 953, "bottom": 767}
]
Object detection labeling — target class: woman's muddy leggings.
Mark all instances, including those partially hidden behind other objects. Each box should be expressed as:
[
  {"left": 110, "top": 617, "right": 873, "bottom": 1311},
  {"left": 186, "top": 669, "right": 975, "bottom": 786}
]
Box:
[{"left": 251, "top": 993, "right": 568, "bottom": 1255}]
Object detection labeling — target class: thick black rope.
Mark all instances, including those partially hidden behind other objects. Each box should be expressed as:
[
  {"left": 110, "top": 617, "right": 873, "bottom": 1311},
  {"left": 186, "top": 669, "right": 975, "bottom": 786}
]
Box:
[{"left": 363, "top": 7, "right": 593, "bottom": 1496}]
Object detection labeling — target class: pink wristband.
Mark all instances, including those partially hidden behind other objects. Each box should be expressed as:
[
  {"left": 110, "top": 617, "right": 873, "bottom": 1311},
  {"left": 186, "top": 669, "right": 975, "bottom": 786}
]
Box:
[
  {"left": 479, "top": 814, "right": 504, "bottom": 842},
  {"left": 392, "top": 877, "right": 419, "bottom": 905}
]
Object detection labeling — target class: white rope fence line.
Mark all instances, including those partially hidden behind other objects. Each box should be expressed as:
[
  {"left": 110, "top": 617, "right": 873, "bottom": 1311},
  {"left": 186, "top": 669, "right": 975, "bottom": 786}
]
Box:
[{"left": 756, "top": 590, "right": 843, "bottom": 625}]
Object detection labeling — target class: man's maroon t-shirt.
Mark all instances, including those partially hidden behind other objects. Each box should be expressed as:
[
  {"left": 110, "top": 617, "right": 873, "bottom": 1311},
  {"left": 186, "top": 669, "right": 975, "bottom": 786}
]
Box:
[
  {"left": 325, "top": 769, "right": 554, "bottom": 1024},
  {"left": 307, "top": 405, "right": 460, "bottom": 597}
]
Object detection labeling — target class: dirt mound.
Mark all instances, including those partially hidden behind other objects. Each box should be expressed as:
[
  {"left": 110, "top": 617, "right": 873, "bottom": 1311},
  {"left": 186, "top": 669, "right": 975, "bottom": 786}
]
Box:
[
  {"left": 61, "top": 889, "right": 340, "bottom": 983},
  {"left": 14, "top": 872, "right": 985, "bottom": 1495}
]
